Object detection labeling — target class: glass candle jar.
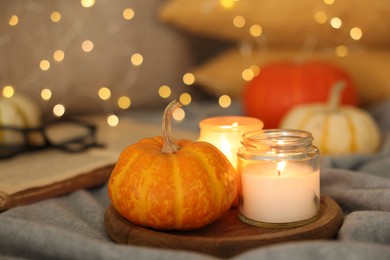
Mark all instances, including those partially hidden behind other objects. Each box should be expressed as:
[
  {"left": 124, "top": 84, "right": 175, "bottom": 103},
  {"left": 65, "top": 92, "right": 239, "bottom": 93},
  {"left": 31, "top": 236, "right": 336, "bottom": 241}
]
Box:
[
  {"left": 237, "top": 129, "right": 320, "bottom": 228},
  {"left": 198, "top": 116, "right": 263, "bottom": 169}
]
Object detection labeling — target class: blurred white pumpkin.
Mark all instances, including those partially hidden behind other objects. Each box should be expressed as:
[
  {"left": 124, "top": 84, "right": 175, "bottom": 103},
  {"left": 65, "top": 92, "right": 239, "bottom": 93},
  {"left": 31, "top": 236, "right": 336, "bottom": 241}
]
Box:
[
  {"left": 280, "top": 81, "right": 381, "bottom": 155},
  {"left": 0, "top": 93, "right": 42, "bottom": 145}
]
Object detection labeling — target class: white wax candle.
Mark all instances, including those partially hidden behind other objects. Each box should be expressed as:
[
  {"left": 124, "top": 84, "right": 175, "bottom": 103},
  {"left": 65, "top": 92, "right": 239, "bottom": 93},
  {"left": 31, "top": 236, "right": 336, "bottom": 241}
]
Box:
[
  {"left": 239, "top": 162, "right": 320, "bottom": 223},
  {"left": 198, "top": 116, "right": 263, "bottom": 169}
]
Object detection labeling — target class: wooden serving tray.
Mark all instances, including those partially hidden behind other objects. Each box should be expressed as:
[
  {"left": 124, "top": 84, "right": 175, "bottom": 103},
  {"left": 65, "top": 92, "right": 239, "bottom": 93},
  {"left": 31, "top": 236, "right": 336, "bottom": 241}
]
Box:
[{"left": 104, "top": 196, "right": 343, "bottom": 258}]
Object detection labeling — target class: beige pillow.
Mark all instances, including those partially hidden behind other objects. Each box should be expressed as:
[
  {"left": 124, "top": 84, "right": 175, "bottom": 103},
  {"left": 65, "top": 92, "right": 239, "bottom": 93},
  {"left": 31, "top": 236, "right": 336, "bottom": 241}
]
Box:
[
  {"left": 159, "top": 0, "right": 390, "bottom": 48},
  {"left": 1, "top": 0, "right": 196, "bottom": 115},
  {"left": 191, "top": 48, "right": 390, "bottom": 105}
]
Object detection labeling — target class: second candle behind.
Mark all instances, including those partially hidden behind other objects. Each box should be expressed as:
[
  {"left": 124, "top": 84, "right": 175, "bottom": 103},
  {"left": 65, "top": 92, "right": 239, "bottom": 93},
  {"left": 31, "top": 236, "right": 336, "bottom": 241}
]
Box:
[{"left": 198, "top": 116, "right": 263, "bottom": 169}]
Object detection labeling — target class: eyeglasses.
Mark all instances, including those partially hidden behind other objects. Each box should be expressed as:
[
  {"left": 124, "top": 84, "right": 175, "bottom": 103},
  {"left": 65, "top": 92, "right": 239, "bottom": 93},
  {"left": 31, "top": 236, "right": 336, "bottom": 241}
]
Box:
[{"left": 0, "top": 120, "right": 104, "bottom": 159}]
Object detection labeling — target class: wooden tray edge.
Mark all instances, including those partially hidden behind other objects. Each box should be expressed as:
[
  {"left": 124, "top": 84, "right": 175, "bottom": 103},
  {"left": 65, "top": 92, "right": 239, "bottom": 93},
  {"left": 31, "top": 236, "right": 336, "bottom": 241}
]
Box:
[{"left": 105, "top": 196, "right": 344, "bottom": 258}]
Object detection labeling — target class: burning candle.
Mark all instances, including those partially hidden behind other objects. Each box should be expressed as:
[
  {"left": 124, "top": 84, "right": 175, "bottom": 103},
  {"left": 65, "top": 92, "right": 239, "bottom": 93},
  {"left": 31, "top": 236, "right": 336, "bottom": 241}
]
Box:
[
  {"left": 240, "top": 162, "right": 320, "bottom": 224},
  {"left": 237, "top": 129, "right": 320, "bottom": 228},
  {"left": 198, "top": 116, "right": 263, "bottom": 169}
]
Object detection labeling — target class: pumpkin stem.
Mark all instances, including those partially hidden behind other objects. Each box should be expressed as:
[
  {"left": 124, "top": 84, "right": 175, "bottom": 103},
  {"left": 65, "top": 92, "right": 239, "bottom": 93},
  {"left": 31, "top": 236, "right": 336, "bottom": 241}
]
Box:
[
  {"left": 328, "top": 81, "right": 346, "bottom": 111},
  {"left": 162, "top": 100, "right": 183, "bottom": 154}
]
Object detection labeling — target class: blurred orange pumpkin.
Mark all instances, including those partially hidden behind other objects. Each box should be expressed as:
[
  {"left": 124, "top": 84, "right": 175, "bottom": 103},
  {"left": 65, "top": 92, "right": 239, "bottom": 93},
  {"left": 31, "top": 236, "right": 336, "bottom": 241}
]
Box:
[
  {"left": 242, "top": 61, "right": 359, "bottom": 128},
  {"left": 108, "top": 100, "right": 236, "bottom": 231}
]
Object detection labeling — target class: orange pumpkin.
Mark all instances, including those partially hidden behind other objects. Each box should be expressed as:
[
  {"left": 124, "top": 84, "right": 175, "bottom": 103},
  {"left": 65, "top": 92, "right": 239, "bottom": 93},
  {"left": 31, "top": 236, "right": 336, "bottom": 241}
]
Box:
[
  {"left": 242, "top": 60, "right": 359, "bottom": 128},
  {"left": 108, "top": 100, "right": 236, "bottom": 231}
]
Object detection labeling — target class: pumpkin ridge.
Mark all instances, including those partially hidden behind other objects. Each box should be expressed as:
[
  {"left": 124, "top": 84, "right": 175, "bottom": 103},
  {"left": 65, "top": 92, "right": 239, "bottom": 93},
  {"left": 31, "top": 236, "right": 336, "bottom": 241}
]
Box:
[
  {"left": 137, "top": 152, "right": 159, "bottom": 227},
  {"left": 297, "top": 110, "right": 315, "bottom": 129},
  {"left": 171, "top": 153, "right": 184, "bottom": 228},
  {"left": 358, "top": 110, "right": 381, "bottom": 151},
  {"left": 110, "top": 147, "right": 158, "bottom": 224},
  {"left": 172, "top": 147, "right": 221, "bottom": 229},
  {"left": 202, "top": 152, "right": 225, "bottom": 214},
  {"left": 110, "top": 149, "right": 141, "bottom": 217},
  {"left": 108, "top": 149, "right": 133, "bottom": 206},
  {"left": 183, "top": 144, "right": 228, "bottom": 214},
  {"left": 135, "top": 150, "right": 173, "bottom": 228},
  {"left": 109, "top": 145, "right": 145, "bottom": 195},
  {"left": 343, "top": 111, "right": 358, "bottom": 153},
  {"left": 142, "top": 152, "right": 177, "bottom": 229},
  {"left": 13, "top": 102, "right": 29, "bottom": 127}
]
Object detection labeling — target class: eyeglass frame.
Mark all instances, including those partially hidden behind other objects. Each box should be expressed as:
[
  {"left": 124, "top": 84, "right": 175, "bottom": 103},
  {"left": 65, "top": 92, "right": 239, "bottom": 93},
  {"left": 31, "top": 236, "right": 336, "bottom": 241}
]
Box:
[{"left": 0, "top": 119, "right": 104, "bottom": 159}]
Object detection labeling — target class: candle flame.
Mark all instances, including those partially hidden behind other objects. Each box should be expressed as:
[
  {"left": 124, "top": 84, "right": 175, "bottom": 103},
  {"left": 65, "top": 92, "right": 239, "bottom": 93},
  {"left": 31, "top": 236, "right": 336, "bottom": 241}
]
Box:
[
  {"left": 277, "top": 161, "right": 286, "bottom": 176},
  {"left": 220, "top": 137, "right": 233, "bottom": 159}
]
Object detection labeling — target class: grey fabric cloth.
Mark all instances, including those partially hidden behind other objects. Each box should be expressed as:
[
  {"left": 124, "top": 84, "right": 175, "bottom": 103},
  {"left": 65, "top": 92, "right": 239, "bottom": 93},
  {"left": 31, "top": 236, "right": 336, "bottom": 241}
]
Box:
[{"left": 1, "top": 100, "right": 390, "bottom": 259}]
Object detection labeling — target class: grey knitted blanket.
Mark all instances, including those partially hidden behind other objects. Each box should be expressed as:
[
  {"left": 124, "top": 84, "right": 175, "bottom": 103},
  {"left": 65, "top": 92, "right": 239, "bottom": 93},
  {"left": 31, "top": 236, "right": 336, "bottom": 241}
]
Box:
[{"left": 1, "top": 100, "right": 390, "bottom": 259}]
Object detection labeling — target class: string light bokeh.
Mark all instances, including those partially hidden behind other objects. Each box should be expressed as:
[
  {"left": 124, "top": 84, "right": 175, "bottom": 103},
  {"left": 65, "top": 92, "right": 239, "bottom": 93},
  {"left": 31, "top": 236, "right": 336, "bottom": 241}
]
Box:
[
  {"left": 229, "top": 0, "right": 368, "bottom": 86},
  {"left": 0, "top": 0, "right": 198, "bottom": 126},
  {"left": 1, "top": 0, "right": 382, "bottom": 126}
]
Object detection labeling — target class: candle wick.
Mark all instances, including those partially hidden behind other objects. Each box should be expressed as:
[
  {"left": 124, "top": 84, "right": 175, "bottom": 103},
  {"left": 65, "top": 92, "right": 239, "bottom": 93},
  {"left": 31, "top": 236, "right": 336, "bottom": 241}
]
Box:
[{"left": 278, "top": 170, "right": 281, "bottom": 176}]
